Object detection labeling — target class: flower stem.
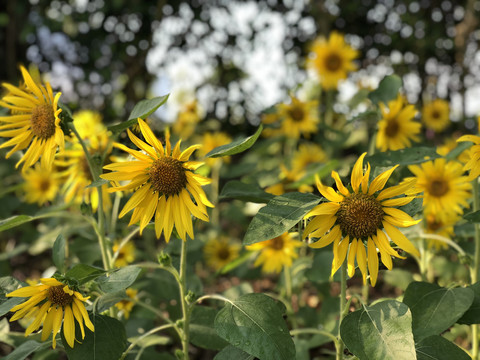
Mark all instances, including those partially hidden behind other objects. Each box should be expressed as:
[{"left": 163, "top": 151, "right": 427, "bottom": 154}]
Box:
[
  {"left": 336, "top": 261, "right": 347, "bottom": 360},
  {"left": 179, "top": 239, "right": 191, "bottom": 360},
  {"left": 472, "top": 179, "right": 480, "bottom": 359}
]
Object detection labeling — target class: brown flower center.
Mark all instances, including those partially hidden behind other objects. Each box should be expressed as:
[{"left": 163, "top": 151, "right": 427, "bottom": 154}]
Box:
[
  {"left": 39, "top": 179, "right": 51, "bottom": 192},
  {"left": 269, "top": 236, "right": 285, "bottom": 250},
  {"left": 288, "top": 106, "right": 305, "bottom": 122},
  {"left": 217, "top": 246, "right": 231, "bottom": 260},
  {"left": 48, "top": 285, "right": 73, "bottom": 307},
  {"left": 149, "top": 157, "right": 187, "bottom": 195},
  {"left": 325, "top": 53, "right": 342, "bottom": 72},
  {"left": 31, "top": 104, "right": 56, "bottom": 139},
  {"left": 427, "top": 218, "right": 443, "bottom": 232},
  {"left": 431, "top": 110, "right": 440, "bottom": 119},
  {"left": 336, "top": 193, "right": 384, "bottom": 239},
  {"left": 428, "top": 179, "right": 449, "bottom": 197},
  {"left": 385, "top": 119, "right": 400, "bottom": 137}
]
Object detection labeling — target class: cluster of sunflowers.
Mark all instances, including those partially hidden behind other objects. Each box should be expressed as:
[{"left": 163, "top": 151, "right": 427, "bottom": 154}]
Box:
[{"left": 1, "top": 31, "right": 480, "bottom": 360}]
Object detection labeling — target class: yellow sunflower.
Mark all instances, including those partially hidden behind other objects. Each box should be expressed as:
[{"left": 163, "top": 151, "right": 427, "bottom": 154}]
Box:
[
  {"left": 457, "top": 134, "right": 480, "bottom": 180},
  {"left": 304, "top": 153, "right": 420, "bottom": 286},
  {"left": 376, "top": 95, "right": 421, "bottom": 152},
  {"left": 422, "top": 99, "right": 450, "bottom": 132},
  {"left": 407, "top": 158, "right": 471, "bottom": 217},
  {"left": 436, "top": 136, "right": 470, "bottom": 164},
  {"left": 196, "top": 132, "right": 232, "bottom": 167},
  {"left": 6, "top": 277, "right": 94, "bottom": 349},
  {"left": 291, "top": 143, "right": 327, "bottom": 176},
  {"left": 307, "top": 31, "right": 358, "bottom": 90},
  {"left": 203, "top": 236, "right": 241, "bottom": 271},
  {"left": 265, "top": 164, "right": 314, "bottom": 196},
  {"left": 112, "top": 240, "right": 136, "bottom": 268},
  {"left": 423, "top": 211, "right": 459, "bottom": 250},
  {"left": 277, "top": 96, "right": 319, "bottom": 139},
  {"left": 0, "top": 66, "right": 64, "bottom": 170},
  {"left": 173, "top": 99, "right": 203, "bottom": 140},
  {"left": 115, "top": 288, "right": 138, "bottom": 319},
  {"left": 101, "top": 118, "right": 214, "bottom": 242},
  {"left": 22, "top": 163, "right": 61, "bottom": 206},
  {"left": 246, "top": 232, "right": 303, "bottom": 274}
]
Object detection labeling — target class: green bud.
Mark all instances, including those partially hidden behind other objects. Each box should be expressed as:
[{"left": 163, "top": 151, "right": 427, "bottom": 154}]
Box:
[
  {"left": 185, "top": 290, "right": 196, "bottom": 304},
  {"left": 158, "top": 252, "right": 172, "bottom": 267},
  {"left": 174, "top": 349, "right": 184, "bottom": 360}
]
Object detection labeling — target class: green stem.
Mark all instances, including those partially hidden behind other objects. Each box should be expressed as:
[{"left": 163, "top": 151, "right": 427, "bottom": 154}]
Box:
[
  {"left": 291, "top": 328, "right": 339, "bottom": 346},
  {"left": 284, "top": 266, "right": 292, "bottom": 300},
  {"left": 179, "top": 239, "right": 190, "bottom": 360},
  {"left": 119, "top": 323, "right": 176, "bottom": 360},
  {"left": 134, "top": 300, "right": 176, "bottom": 327},
  {"left": 472, "top": 179, "right": 480, "bottom": 359},
  {"left": 336, "top": 261, "right": 347, "bottom": 360}
]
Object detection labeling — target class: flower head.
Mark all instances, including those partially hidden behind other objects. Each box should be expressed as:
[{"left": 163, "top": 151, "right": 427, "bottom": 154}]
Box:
[
  {"left": 204, "top": 236, "right": 241, "bottom": 271},
  {"left": 115, "top": 288, "right": 138, "bottom": 319},
  {"left": 113, "top": 241, "right": 136, "bottom": 268},
  {"left": 304, "top": 153, "right": 420, "bottom": 286},
  {"left": 6, "top": 278, "right": 94, "bottom": 349},
  {"left": 422, "top": 99, "right": 450, "bottom": 132},
  {"left": 173, "top": 100, "right": 203, "bottom": 140},
  {"left": 423, "top": 211, "right": 459, "bottom": 250},
  {"left": 246, "top": 232, "right": 303, "bottom": 274},
  {"left": 376, "top": 95, "right": 421, "bottom": 152},
  {"left": 196, "top": 132, "right": 232, "bottom": 167},
  {"left": 277, "top": 96, "right": 319, "bottom": 139},
  {"left": 457, "top": 134, "right": 480, "bottom": 180},
  {"left": 101, "top": 118, "right": 214, "bottom": 242},
  {"left": 307, "top": 31, "right": 358, "bottom": 90},
  {"left": 22, "top": 163, "right": 61, "bottom": 205},
  {"left": 0, "top": 66, "right": 64, "bottom": 170}
]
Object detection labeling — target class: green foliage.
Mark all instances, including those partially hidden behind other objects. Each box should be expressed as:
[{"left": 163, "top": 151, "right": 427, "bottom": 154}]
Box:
[
  {"left": 206, "top": 125, "right": 263, "bottom": 158},
  {"left": 219, "top": 180, "right": 275, "bottom": 203},
  {"left": 96, "top": 266, "right": 141, "bottom": 293},
  {"left": 0, "top": 215, "right": 34, "bottom": 232},
  {"left": 457, "top": 282, "right": 480, "bottom": 325},
  {"left": 52, "top": 234, "right": 66, "bottom": 273},
  {"left": 0, "top": 277, "right": 27, "bottom": 317},
  {"left": 65, "top": 264, "right": 106, "bottom": 285},
  {"left": 416, "top": 335, "right": 471, "bottom": 360},
  {"left": 365, "top": 147, "right": 440, "bottom": 167},
  {"left": 190, "top": 306, "right": 229, "bottom": 350},
  {"left": 128, "top": 95, "right": 170, "bottom": 120},
  {"left": 368, "top": 75, "right": 402, "bottom": 105},
  {"left": 214, "top": 345, "right": 255, "bottom": 360},
  {"left": 3, "top": 340, "right": 51, "bottom": 360}
]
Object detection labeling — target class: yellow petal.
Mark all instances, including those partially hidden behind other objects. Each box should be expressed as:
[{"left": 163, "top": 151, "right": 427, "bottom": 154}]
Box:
[
  {"left": 347, "top": 238, "right": 358, "bottom": 278},
  {"left": 382, "top": 221, "right": 420, "bottom": 257},
  {"left": 361, "top": 162, "right": 371, "bottom": 194},
  {"left": 309, "top": 224, "right": 341, "bottom": 248},
  {"left": 305, "top": 202, "right": 340, "bottom": 218},
  {"left": 351, "top": 153, "right": 367, "bottom": 193},
  {"left": 7, "top": 285, "right": 49, "bottom": 298},
  {"left": 380, "top": 196, "right": 414, "bottom": 207},
  {"left": 74, "top": 298, "right": 94, "bottom": 332},
  {"left": 373, "top": 235, "right": 393, "bottom": 270},
  {"left": 332, "top": 236, "right": 349, "bottom": 277},
  {"left": 331, "top": 171, "right": 350, "bottom": 196},
  {"left": 356, "top": 241, "right": 367, "bottom": 284},
  {"left": 383, "top": 208, "right": 421, "bottom": 227},
  {"left": 119, "top": 185, "right": 151, "bottom": 218},
  {"left": 315, "top": 175, "right": 344, "bottom": 203},
  {"left": 368, "top": 165, "right": 399, "bottom": 195},
  {"left": 71, "top": 301, "right": 86, "bottom": 339},
  {"left": 376, "top": 179, "right": 417, "bottom": 201},
  {"left": 51, "top": 306, "right": 63, "bottom": 349},
  {"left": 138, "top": 118, "right": 164, "bottom": 153},
  {"left": 63, "top": 306, "right": 75, "bottom": 348},
  {"left": 367, "top": 238, "right": 379, "bottom": 286}
]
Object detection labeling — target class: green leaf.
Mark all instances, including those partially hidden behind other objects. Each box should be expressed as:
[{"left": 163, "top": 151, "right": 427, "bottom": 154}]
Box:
[
  {"left": 0, "top": 215, "right": 33, "bottom": 232},
  {"left": 52, "top": 234, "right": 66, "bottom": 273},
  {"left": 190, "top": 306, "right": 229, "bottom": 350},
  {"left": 340, "top": 300, "right": 416, "bottom": 360},
  {"left": 368, "top": 75, "right": 402, "bottom": 105},
  {"left": 464, "top": 210, "right": 480, "bottom": 224},
  {"left": 219, "top": 181, "right": 274, "bottom": 203},
  {"left": 206, "top": 125, "right": 263, "bottom": 158},
  {"left": 0, "top": 277, "right": 27, "bottom": 317},
  {"left": 457, "top": 282, "right": 480, "bottom": 324},
  {"left": 214, "top": 293, "right": 295, "bottom": 360},
  {"left": 86, "top": 179, "right": 109, "bottom": 189},
  {"left": 398, "top": 197, "right": 423, "bottom": 217},
  {"left": 416, "top": 335, "right": 470, "bottom": 360},
  {"left": 97, "top": 266, "right": 141, "bottom": 293},
  {"left": 94, "top": 291, "right": 128, "bottom": 314},
  {"left": 365, "top": 147, "right": 440, "bottom": 167},
  {"left": 445, "top": 141, "right": 472, "bottom": 161},
  {"left": 65, "top": 264, "right": 106, "bottom": 285},
  {"left": 128, "top": 94, "right": 169, "bottom": 120},
  {"left": 218, "top": 252, "right": 256, "bottom": 275},
  {"left": 243, "top": 192, "right": 320, "bottom": 245},
  {"left": 403, "top": 282, "right": 474, "bottom": 341},
  {"left": 3, "top": 340, "right": 50, "bottom": 360},
  {"left": 107, "top": 118, "right": 139, "bottom": 134},
  {"left": 214, "top": 345, "right": 255, "bottom": 360},
  {"left": 62, "top": 313, "right": 127, "bottom": 360}
]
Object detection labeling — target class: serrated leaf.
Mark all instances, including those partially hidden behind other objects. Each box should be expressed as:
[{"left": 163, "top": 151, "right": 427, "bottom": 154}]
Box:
[
  {"left": 0, "top": 215, "right": 33, "bottom": 232},
  {"left": 403, "top": 282, "right": 474, "bottom": 341},
  {"left": 65, "top": 264, "right": 106, "bottom": 285},
  {"left": 368, "top": 75, "right": 402, "bottom": 105},
  {"left": 52, "top": 234, "right": 66, "bottom": 273},
  {"left": 416, "top": 335, "right": 470, "bottom": 360},
  {"left": 219, "top": 181, "right": 274, "bottom": 203},
  {"left": 464, "top": 210, "right": 480, "bottom": 224},
  {"left": 340, "top": 300, "right": 416, "bottom": 360},
  {"left": 214, "top": 293, "right": 295, "bottom": 360},
  {"left": 206, "top": 125, "right": 263, "bottom": 158},
  {"left": 190, "top": 306, "right": 229, "bottom": 350},
  {"left": 3, "top": 340, "right": 51, "bottom": 360},
  {"left": 97, "top": 266, "right": 141, "bottom": 293},
  {"left": 243, "top": 192, "right": 320, "bottom": 245},
  {"left": 214, "top": 345, "right": 255, "bottom": 360},
  {"left": 62, "top": 313, "right": 126, "bottom": 360},
  {"left": 94, "top": 291, "right": 128, "bottom": 314},
  {"left": 128, "top": 94, "right": 169, "bottom": 120},
  {"left": 457, "top": 282, "right": 480, "bottom": 324},
  {"left": 365, "top": 147, "right": 440, "bottom": 167}
]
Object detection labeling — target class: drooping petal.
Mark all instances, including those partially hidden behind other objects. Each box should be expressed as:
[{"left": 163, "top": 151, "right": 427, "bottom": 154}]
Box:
[
  {"left": 63, "top": 306, "right": 75, "bottom": 348},
  {"left": 351, "top": 152, "right": 367, "bottom": 193},
  {"left": 308, "top": 224, "right": 342, "bottom": 248},
  {"left": 332, "top": 236, "right": 349, "bottom": 277},
  {"left": 382, "top": 221, "right": 420, "bottom": 257},
  {"left": 315, "top": 175, "right": 344, "bottom": 203},
  {"left": 347, "top": 238, "right": 358, "bottom": 278},
  {"left": 367, "top": 238, "right": 379, "bottom": 286},
  {"left": 356, "top": 241, "right": 367, "bottom": 284},
  {"left": 304, "top": 202, "right": 340, "bottom": 218},
  {"left": 368, "top": 165, "right": 399, "bottom": 195},
  {"left": 331, "top": 171, "right": 350, "bottom": 196}
]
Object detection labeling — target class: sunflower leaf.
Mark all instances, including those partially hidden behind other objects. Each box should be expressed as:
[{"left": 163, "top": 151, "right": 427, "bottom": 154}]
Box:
[
  {"left": 128, "top": 94, "right": 169, "bottom": 120},
  {"left": 97, "top": 266, "right": 141, "bottom": 293},
  {"left": 368, "top": 75, "right": 402, "bottom": 105},
  {"left": 206, "top": 125, "right": 263, "bottom": 158},
  {"left": 3, "top": 340, "right": 51, "bottom": 360},
  {"left": 52, "top": 234, "right": 66, "bottom": 274},
  {"left": 464, "top": 210, "right": 480, "bottom": 223},
  {"left": 214, "top": 293, "right": 295, "bottom": 360},
  {"left": 416, "top": 335, "right": 470, "bottom": 360},
  {"left": 340, "top": 300, "right": 416, "bottom": 360},
  {"left": 0, "top": 215, "right": 33, "bottom": 232},
  {"left": 365, "top": 147, "right": 440, "bottom": 167},
  {"left": 190, "top": 306, "right": 229, "bottom": 350},
  {"left": 219, "top": 180, "right": 274, "bottom": 203},
  {"left": 65, "top": 264, "right": 106, "bottom": 285},
  {"left": 456, "top": 282, "right": 480, "bottom": 324},
  {"left": 214, "top": 345, "right": 256, "bottom": 360}
]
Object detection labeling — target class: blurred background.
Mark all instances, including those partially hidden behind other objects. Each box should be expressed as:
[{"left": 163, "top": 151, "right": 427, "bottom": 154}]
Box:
[{"left": 1, "top": 0, "right": 480, "bottom": 132}]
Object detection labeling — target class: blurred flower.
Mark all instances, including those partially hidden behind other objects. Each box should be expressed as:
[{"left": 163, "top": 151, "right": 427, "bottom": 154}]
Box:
[
  {"left": 265, "top": 164, "right": 314, "bottom": 196},
  {"left": 246, "top": 232, "right": 303, "bottom": 274},
  {"left": 72, "top": 110, "right": 105, "bottom": 141},
  {"left": 291, "top": 143, "right": 327, "bottom": 176},
  {"left": 407, "top": 158, "right": 471, "bottom": 217},
  {"left": 22, "top": 163, "right": 61, "bottom": 206},
  {"left": 173, "top": 100, "right": 204, "bottom": 140},
  {"left": 304, "top": 153, "right": 420, "bottom": 286},
  {"left": 307, "top": 31, "right": 358, "bottom": 90},
  {"left": 196, "top": 132, "right": 232, "bottom": 167},
  {"left": 376, "top": 95, "right": 421, "bottom": 152},
  {"left": 101, "top": 119, "right": 213, "bottom": 242},
  {"left": 115, "top": 288, "right": 138, "bottom": 319},
  {"left": 457, "top": 134, "right": 480, "bottom": 180},
  {"left": 277, "top": 96, "right": 319, "bottom": 139},
  {"left": 0, "top": 66, "right": 64, "bottom": 170},
  {"left": 423, "top": 211, "right": 459, "bottom": 250},
  {"left": 204, "top": 236, "right": 241, "bottom": 271},
  {"left": 422, "top": 99, "right": 450, "bottom": 132},
  {"left": 7, "top": 278, "right": 94, "bottom": 349},
  {"left": 436, "top": 136, "right": 470, "bottom": 164},
  {"left": 113, "top": 241, "right": 136, "bottom": 268}
]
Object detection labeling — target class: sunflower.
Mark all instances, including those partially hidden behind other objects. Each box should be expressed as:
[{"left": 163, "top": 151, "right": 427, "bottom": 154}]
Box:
[
  {"left": 303, "top": 153, "right": 420, "bottom": 286},
  {"left": 291, "top": 143, "right": 327, "bottom": 176},
  {"left": 203, "top": 236, "right": 241, "bottom": 271},
  {"left": 0, "top": 66, "right": 64, "bottom": 170},
  {"left": 457, "top": 134, "right": 480, "bottom": 180},
  {"left": 196, "top": 132, "right": 232, "bottom": 167},
  {"left": 265, "top": 164, "right": 314, "bottom": 196},
  {"left": 6, "top": 277, "right": 94, "bottom": 349},
  {"left": 101, "top": 118, "right": 213, "bottom": 242},
  {"left": 115, "top": 288, "right": 138, "bottom": 319},
  {"left": 407, "top": 158, "right": 471, "bottom": 217},
  {"left": 422, "top": 99, "right": 450, "bottom": 132},
  {"left": 277, "top": 95, "right": 319, "bottom": 139},
  {"left": 22, "top": 163, "right": 61, "bottom": 205},
  {"left": 246, "top": 232, "right": 303, "bottom": 274},
  {"left": 436, "top": 136, "right": 470, "bottom": 164},
  {"left": 423, "top": 211, "right": 459, "bottom": 250},
  {"left": 376, "top": 95, "right": 421, "bottom": 152},
  {"left": 173, "top": 100, "right": 203, "bottom": 140},
  {"left": 112, "top": 240, "right": 136, "bottom": 268},
  {"left": 307, "top": 31, "right": 358, "bottom": 90}
]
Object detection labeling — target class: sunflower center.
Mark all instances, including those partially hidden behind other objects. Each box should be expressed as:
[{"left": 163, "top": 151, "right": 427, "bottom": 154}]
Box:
[
  {"left": 385, "top": 119, "right": 399, "bottom": 137},
  {"left": 336, "top": 193, "right": 384, "bottom": 239},
  {"left": 325, "top": 53, "right": 342, "bottom": 71},
  {"left": 288, "top": 106, "right": 305, "bottom": 122},
  {"left": 217, "top": 246, "right": 231, "bottom": 260},
  {"left": 427, "top": 218, "right": 443, "bottom": 232},
  {"left": 149, "top": 157, "right": 187, "bottom": 195},
  {"left": 428, "top": 179, "right": 449, "bottom": 197},
  {"left": 39, "top": 179, "right": 51, "bottom": 192},
  {"left": 48, "top": 285, "right": 73, "bottom": 307},
  {"left": 431, "top": 110, "right": 440, "bottom": 119},
  {"left": 270, "top": 236, "right": 284, "bottom": 250},
  {"left": 31, "top": 104, "right": 56, "bottom": 139}
]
